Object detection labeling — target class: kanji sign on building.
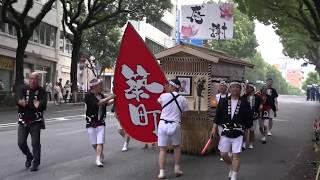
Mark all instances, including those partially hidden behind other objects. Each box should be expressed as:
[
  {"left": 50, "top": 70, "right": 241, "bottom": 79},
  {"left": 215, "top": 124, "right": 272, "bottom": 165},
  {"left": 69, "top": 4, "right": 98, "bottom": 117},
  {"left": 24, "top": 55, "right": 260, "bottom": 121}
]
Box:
[
  {"left": 180, "top": 3, "right": 234, "bottom": 40},
  {"left": 113, "top": 23, "right": 167, "bottom": 143}
]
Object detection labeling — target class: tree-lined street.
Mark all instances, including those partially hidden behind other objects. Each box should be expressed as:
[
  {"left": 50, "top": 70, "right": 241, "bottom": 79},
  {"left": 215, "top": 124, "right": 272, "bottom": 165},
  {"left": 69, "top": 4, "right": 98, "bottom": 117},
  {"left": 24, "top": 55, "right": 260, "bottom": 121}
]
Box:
[{"left": 0, "top": 95, "right": 317, "bottom": 180}]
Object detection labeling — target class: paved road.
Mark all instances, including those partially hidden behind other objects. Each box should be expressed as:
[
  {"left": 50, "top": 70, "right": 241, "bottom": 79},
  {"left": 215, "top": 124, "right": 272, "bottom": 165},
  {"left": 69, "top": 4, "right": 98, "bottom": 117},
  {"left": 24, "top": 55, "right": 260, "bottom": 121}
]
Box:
[{"left": 0, "top": 95, "right": 318, "bottom": 180}]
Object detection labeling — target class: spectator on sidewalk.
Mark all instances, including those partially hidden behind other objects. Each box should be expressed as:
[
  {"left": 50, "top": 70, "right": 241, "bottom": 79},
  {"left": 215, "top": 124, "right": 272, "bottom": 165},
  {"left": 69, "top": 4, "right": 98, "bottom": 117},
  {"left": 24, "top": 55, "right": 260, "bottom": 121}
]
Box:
[
  {"left": 45, "top": 82, "right": 53, "bottom": 101},
  {"left": 63, "top": 80, "right": 71, "bottom": 103},
  {"left": 53, "top": 82, "right": 62, "bottom": 105}
]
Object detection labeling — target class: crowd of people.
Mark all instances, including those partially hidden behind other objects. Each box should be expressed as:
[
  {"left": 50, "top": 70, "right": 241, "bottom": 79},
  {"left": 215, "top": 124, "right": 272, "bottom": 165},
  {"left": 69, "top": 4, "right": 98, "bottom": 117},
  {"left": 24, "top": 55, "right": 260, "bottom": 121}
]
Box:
[
  {"left": 306, "top": 84, "right": 320, "bottom": 101},
  {"left": 44, "top": 79, "right": 87, "bottom": 105},
  {"left": 210, "top": 78, "right": 278, "bottom": 180},
  {"left": 15, "top": 73, "right": 278, "bottom": 180}
]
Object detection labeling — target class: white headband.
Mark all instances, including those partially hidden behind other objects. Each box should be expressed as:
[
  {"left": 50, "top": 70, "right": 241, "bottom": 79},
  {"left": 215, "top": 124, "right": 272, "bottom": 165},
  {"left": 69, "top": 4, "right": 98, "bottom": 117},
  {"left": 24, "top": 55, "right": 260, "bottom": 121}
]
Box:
[
  {"left": 229, "top": 82, "right": 241, "bottom": 86},
  {"left": 248, "top": 84, "right": 255, "bottom": 89},
  {"left": 169, "top": 81, "right": 180, "bottom": 89},
  {"left": 220, "top": 81, "right": 228, "bottom": 87},
  {"left": 89, "top": 79, "right": 103, "bottom": 88}
]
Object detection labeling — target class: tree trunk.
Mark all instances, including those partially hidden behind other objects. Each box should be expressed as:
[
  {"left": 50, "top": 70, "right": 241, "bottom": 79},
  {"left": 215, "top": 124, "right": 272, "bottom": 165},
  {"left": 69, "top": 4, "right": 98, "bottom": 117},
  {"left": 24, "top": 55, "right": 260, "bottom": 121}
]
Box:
[
  {"left": 70, "top": 35, "right": 82, "bottom": 102},
  {"left": 15, "top": 37, "right": 29, "bottom": 95}
]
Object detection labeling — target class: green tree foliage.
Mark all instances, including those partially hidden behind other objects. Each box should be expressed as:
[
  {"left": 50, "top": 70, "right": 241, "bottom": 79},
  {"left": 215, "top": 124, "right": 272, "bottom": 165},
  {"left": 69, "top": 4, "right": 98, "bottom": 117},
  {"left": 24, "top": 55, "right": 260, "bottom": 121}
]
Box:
[
  {"left": 209, "top": 10, "right": 258, "bottom": 59},
  {"left": 302, "top": 72, "right": 320, "bottom": 90},
  {"left": 287, "top": 85, "right": 304, "bottom": 96},
  {"left": 233, "top": 0, "right": 320, "bottom": 72},
  {"left": 208, "top": 8, "right": 300, "bottom": 95},
  {"left": 61, "top": 0, "right": 172, "bottom": 91},
  {"left": 265, "top": 64, "right": 288, "bottom": 94},
  {"left": 81, "top": 24, "right": 120, "bottom": 78},
  {"left": 245, "top": 52, "right": 266, "bottom": 83}
]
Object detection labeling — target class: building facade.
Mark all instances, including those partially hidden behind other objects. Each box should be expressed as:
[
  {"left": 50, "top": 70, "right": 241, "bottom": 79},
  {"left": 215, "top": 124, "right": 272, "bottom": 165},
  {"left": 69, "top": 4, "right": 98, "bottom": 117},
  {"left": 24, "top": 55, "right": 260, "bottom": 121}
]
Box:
[
  {"left": 0, "top": 1, "right": 176, "bottom": 92},
  {"left": 0, "top": 0, "right": 75, "bottom": 91},
  {"left": 286, "top": 69, "right": 304, "bottom": 88}
]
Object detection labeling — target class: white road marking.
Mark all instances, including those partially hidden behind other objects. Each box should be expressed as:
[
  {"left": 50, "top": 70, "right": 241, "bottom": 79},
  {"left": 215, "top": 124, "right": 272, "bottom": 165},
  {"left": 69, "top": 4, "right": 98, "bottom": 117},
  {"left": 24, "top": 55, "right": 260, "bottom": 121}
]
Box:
[
  {"left": 273, "top": 118, "right": 289, "bottom": 122},
  {"left": 56, "top": 108, "right": 85, "bottom": 113},
  {"left": 0, "top": 115, "right": 85, "bottom": 129},
  {"left": 0, "top": 114, "right": 115, "bottom": 129}
]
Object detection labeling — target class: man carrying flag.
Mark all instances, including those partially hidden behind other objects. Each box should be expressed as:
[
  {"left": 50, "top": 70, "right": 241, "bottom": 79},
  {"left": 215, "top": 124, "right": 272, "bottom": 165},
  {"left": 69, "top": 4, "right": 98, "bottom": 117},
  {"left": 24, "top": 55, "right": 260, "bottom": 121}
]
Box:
[
  {"left": 84, "top": 78, "right": 115, "bottom": 167},
  {"left": 157, "top": 79, "right": 189, "bottom": 179}
]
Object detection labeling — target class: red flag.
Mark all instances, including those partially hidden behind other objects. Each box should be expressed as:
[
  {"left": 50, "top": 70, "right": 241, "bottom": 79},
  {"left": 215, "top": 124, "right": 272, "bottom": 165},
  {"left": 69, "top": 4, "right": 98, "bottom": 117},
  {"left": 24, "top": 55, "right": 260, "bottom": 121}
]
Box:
[{"left": 113, "top": 22, "right": 168, "bottom": 143}]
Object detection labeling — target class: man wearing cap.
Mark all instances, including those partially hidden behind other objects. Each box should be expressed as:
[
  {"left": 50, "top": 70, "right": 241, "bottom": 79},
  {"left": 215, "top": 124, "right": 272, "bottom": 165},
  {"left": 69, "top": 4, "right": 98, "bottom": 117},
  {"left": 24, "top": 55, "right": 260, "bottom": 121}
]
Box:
[
  {"left": 266, "top": 78, "right": 278, "bottom": 136},
  {"left": 210, "top": 80, "right": 251, "bottom": 180},
  {"left": 242, "top": 83, "right": 262, "bottom": 149},
  {"left": 216, "top": 81, "right": 229, "bottom": 102},
  {"left": 85, "top": 78, "right": 115, "bottom": 167},
  {"left": 16, "top": 72, "right": 47, "bottom": 171},
  {"left": 157, "top": 79, "right": 189, "bottom": 179}
]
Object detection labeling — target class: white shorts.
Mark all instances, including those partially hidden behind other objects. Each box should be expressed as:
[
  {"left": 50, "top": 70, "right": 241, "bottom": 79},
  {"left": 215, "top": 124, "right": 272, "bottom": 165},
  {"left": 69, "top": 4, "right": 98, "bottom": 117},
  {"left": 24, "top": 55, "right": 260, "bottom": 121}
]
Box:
[
  {"left": 259, "top": 118, "right": 269, "bottom": 128},
  {"left": 250, "top": 120, "right": 258, "bottom": 131},
  {"left": 87, "top": 126, "right": 105, "bottom": 145},
  {"left": 218, "top": 135, "right": 243, "bottom": 154},
  {"left": 157, "top": 120, "right": 181, "bottom": 147}
]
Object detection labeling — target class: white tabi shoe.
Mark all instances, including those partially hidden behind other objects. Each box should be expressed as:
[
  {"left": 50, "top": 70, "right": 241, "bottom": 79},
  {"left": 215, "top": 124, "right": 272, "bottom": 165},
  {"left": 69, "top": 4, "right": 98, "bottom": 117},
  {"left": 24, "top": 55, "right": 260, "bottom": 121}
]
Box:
[
  {"left": 242, "top": 143, "right": 246, "bottom": 150},
  {"left": 261, "top": 136, "right": 266, "bottom": 144},
  {"left": 157, "top": 169, "right": 166, "bottom": 179},
  {"left": 248, "top": 143, "right": 254, "bottom": 149},
  {"left": 121, "top": 146, "right": 128, "bottom": 152},
  {"left": 267, "top": 131, "right": 272, "bottom": 136},
  {"left": 96, "top": 157, "right": 104, "bottom": 167},
  {"left": 174, "top": 165, "right": 183, "bottom": 177},
  {"left": 122, "top": 142, "right": 128, "bottom": 152},
  {"left": 228, "top": 169, "right": 233, "bottom": 179}
]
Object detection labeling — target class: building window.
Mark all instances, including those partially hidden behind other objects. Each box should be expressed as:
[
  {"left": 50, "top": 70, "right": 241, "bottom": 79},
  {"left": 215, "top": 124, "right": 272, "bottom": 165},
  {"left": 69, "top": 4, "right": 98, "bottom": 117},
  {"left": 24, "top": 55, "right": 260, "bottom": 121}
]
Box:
[
  {"left": 65, "top": 38, "right": 72, "bottom": 54},
  {"left": 145, "top": 38, "right": 165, "bottom": 54},
  {"left": 33, "top": 26, "right": 40, "bottom": 43},
  {"left": 40, "top": 24, "right": 45, "bottom": 44},
  {"left": 147, "top": 20, "right": 173, "bottom": 36},
  {"left": 0, "top": 7, "right": 5, "bottom": 33},
  {"left": 50, "top": 26, "right": 56, "bottom": 47},
  {"left": 59, "top": 31, "right": 64, "bottom": 51},
  {"left": 0, "top": 22, "right": 5, "bottom": 33},
  {"left": 8, "top": 24, "right": 16, "bottom": 36},
  {"left": 45, "top": 24, "right": 51, "bottom": 46},
  {"left": 59, "top": 31, "right": 73, "bottom": 54}
]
